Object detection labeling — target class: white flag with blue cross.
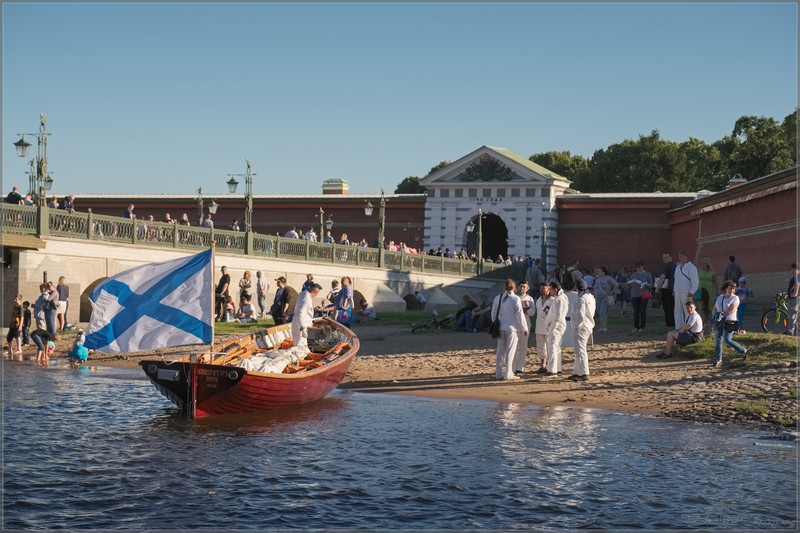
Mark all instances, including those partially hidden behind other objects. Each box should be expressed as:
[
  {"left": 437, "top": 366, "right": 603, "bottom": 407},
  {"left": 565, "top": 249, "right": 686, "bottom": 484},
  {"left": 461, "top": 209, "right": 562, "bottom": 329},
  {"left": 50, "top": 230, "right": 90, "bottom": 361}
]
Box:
[{"left": 84, "top": 249, "right": 213, "bottom": 352}]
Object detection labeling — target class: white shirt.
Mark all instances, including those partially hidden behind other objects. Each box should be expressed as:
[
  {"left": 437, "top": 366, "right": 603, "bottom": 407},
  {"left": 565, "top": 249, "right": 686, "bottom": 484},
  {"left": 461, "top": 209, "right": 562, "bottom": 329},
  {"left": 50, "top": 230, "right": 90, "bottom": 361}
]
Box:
[
  {"left": 545, "top": 289, "right": 569, "bottom": 333},
  {"left": 534, "top": 296, "right": 552, "bottom": 335},
  {"left": 684, "top": 310, "right": 704, "bottom": 333},
  {"left": 519, "top": 294, "right": 535, "bottom": 327},
  {"left": 491, "top": 292, "right": 528, "bottom": 333},
  {"left": 291, "top": 290, "right": 316, "bottom": 347},
  {"left": 256, "top": 277, "right": 269, "bottom": 297},
  {"left": 714, "top": 294, "right": 740, "bottom": 321},
  {"left": 573, "top": 292, "right": 596, "bottom": 333},
  {"left": 673, "top": 261, "right": 699, "bottom": 294}
]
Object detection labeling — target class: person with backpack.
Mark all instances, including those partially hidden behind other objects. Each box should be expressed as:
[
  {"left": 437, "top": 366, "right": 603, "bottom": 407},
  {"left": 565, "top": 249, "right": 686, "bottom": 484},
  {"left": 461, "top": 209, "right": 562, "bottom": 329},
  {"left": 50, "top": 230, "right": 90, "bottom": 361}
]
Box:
[
  {"left": 562, "top": 260, "right": 582, "bottom": 292},
  {"left": 723, "top": 256, "right": 743, "bottom": 284},
  {"left": 490, "top": 279, "right": 528, "bottom": 381}
]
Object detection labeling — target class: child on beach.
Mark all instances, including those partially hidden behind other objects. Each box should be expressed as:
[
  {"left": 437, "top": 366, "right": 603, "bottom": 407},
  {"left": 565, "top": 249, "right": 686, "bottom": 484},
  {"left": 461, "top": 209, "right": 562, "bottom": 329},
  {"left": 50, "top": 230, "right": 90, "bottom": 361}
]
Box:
[
  {"left": 67, "top": 329, "right": 90, "bottom": 368},
  {"left": 6, "top": 294, "right": 23, "bottom": 357},
  {"left": 21, "top": 301, "right": 32, "bottom": 347}
]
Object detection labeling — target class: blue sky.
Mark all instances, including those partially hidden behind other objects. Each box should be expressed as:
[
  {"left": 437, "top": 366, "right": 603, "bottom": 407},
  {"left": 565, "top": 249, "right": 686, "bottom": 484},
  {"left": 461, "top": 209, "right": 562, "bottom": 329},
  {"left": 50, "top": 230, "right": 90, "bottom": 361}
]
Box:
[{"left": 3, "top": 2, "right": 796, "bottom": 197}]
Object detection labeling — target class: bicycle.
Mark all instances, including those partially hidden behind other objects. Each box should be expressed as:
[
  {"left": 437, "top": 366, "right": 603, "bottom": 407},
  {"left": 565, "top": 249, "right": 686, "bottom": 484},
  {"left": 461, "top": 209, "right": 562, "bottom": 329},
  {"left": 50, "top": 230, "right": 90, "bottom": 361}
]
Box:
[
  {"left": 411, "top": 310, "right": 455, "bottom": 333},
  {"left": 760, "top": 292, "right": 792, "bottom": 334}
]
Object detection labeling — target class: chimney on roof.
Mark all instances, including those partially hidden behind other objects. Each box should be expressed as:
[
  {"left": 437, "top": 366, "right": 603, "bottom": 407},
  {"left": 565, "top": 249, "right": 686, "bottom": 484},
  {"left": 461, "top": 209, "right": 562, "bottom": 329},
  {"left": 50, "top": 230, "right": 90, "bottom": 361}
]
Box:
[
  {"left": 726, "top": 174, "right": 747, "bottom": 189},
  {"left": 322, "top": 179, "right": 349, "bottom": 195}
]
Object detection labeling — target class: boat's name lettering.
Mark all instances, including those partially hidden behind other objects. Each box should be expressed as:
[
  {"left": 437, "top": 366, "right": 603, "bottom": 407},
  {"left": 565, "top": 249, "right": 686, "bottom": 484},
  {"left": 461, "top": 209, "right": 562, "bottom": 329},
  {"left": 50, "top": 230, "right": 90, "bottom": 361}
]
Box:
[{"left": 197, "top": 369, "right": 229, "bottom": 377}]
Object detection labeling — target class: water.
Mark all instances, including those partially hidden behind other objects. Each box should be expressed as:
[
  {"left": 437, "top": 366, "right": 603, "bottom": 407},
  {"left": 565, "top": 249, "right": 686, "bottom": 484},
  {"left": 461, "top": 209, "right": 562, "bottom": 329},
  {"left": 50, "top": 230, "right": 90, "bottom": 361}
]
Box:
[{"left": 3, "top": 360, "right": 797, "bottom": 531}]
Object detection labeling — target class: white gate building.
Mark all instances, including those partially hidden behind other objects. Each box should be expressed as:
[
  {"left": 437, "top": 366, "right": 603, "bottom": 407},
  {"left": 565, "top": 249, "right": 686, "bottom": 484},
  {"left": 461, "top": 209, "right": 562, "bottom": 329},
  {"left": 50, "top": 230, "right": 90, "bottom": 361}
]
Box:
[{"left": 419, "top": 145, "right": 571, "bottom": 267}]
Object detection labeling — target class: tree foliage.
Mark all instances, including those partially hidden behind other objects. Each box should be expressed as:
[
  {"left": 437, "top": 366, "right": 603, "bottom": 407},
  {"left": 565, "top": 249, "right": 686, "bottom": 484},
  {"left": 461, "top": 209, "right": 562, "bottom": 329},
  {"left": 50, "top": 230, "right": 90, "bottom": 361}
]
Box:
[
  {"left": 528, "top": 151, "right": 588, "bottom": 180},
  {"left": 394, "top": 176, "right": 426, "bottom": 194},
  {"left": 397, "top": 110, "right": 796, "bottom": 194},
  {"left": 533, "top": 110, "right": 795, "bottom": 193}
]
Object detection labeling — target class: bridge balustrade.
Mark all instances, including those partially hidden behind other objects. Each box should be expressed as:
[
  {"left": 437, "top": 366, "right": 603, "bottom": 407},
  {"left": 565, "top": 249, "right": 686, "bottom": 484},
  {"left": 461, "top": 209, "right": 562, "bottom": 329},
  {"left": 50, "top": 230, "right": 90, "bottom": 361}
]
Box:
[{"left": 1, "top": 204, "right": 504, "bottom": 278}]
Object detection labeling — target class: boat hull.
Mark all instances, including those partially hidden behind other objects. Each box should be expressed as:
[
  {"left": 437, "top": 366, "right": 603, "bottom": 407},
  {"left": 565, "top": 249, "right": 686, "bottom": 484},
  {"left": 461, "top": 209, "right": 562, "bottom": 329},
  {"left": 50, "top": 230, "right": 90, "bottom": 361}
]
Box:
[{"left": 139, "top": 318, "right": 357, "bottom": 417}]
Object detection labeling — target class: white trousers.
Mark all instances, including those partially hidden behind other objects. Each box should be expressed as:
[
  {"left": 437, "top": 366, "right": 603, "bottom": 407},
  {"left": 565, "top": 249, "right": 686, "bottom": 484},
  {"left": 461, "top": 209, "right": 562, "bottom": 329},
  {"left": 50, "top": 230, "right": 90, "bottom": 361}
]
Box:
[
  {"left": 573, "top": 327, "right": 592, "bottom": 376},
  {"left": 536, "top": 333, "right": 550, "bottom": 367},
  {"left": 513, "top": 331, "right": 530, "bottom": 372},
  {"left": 495, "top": 330, "right": 519, "bottom": 379},
  {"left": 546, "top": 326, "right": 565, "bottom": 373},
  {"left": 674, "top": 289, "right": 690, "bottom": 329}
]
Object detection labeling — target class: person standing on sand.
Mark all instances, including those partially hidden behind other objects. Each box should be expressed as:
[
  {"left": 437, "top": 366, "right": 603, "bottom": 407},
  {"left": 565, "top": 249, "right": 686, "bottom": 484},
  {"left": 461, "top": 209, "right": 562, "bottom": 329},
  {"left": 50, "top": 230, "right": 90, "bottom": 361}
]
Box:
[
  {"left": 491, "top": 279, "right": 528, "bottom": 381},
  {"left": 533, "top": 283, "right": 552, "bottom": 374},
  {"left": 627, "top": 262, "right": 653, "bottom": 335},
  {"left": 711, "top": 280, "right": 748, "bottom": 367},
  {"left": 512, "top": 281, "right": 535, "bottom": 375},
  {"left": 570, "top": 278, "right": 596, "bottom": 381},
  {"left": 657, "top": 252, "right": 676, "bottom": 328},
  {"left": 672, "top": 251, "right": 699, "bottom": 329},
  {"left": 544, "top": 281, "right": 569, "bottom": 376}
]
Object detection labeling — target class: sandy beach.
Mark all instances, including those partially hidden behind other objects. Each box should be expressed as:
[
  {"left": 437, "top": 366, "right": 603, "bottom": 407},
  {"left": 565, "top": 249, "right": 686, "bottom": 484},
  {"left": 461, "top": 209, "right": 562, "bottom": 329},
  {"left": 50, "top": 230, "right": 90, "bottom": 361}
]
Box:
[{"left": 20, "top": 320, "right": 797, "bottom": 429}]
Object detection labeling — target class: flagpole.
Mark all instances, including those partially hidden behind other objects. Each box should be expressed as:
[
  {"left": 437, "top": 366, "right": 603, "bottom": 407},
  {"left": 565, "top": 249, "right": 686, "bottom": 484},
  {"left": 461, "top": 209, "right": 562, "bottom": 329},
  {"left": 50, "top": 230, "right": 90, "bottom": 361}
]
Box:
[{"left": 210, "top": 240, "right": 216, "bottom": 354}]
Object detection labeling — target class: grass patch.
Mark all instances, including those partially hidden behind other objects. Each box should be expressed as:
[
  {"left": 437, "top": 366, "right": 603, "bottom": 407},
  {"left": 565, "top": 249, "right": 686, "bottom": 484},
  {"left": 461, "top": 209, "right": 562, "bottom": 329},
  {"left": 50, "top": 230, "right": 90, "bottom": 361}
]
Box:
[
  {"left": 735, "top": 399, "right": 769, "bottom": 416},
  {"left": 678, "top": 332, "right": 798, "bottom": 365},
  {"left": 214, "top": 319, "right": 275, "bottom": 336}
]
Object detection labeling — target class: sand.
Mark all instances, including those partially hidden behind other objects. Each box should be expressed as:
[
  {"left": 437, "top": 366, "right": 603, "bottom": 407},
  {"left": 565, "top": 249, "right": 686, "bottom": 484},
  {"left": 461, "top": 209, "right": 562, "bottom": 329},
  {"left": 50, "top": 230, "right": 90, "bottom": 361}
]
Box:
[{"left": 15, "top": 320, "right": 797, "bottom": 429}]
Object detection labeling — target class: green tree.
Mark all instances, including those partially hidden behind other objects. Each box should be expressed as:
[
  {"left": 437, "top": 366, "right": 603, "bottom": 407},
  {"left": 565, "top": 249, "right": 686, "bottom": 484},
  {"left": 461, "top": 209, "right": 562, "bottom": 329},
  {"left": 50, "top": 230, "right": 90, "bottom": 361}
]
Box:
[
  {"left": 528, "top": 151, "right": 589, "bottom": 180},
  {"left": 428, "top": 161, "right": 451, "bottom": 175},
  {"left": 725, "top": 115, "right": 795, "bottom": 180},
  {"left": 395, "top": 176, "right": 426, "bottom": 194}
]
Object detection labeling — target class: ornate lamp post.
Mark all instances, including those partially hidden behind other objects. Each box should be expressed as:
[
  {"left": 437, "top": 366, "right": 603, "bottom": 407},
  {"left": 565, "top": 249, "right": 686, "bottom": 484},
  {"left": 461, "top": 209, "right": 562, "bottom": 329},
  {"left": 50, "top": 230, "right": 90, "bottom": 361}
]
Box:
[
  {"left": 319, "top": 208, "right": 333, "bottom": 240},
  {"left": 466, "top": 209, "right": 483, "bottom": 275},
  {"left": 226, "top": 159, "right": 255, "bottom": 232},
  {"left": 363, "top": 188, "right": 386, "bottom": 248},
  {"left": 13, "top": 114, "right": 54, "bottom": 206}
]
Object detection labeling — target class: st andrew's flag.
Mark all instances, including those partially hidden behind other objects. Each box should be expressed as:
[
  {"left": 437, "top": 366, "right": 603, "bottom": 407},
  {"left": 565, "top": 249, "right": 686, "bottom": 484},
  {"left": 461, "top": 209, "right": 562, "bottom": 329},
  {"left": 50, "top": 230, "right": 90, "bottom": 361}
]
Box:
[{"left": 84, "top": 249, "right": 213, "bottom": 352}]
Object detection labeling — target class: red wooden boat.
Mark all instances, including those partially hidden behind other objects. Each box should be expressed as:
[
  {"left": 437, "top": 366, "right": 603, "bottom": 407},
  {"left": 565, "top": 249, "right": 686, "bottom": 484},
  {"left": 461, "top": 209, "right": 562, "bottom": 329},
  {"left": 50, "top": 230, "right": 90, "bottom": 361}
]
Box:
[{"left": 138, "top": 317, "right": 358, "bottom": 418}]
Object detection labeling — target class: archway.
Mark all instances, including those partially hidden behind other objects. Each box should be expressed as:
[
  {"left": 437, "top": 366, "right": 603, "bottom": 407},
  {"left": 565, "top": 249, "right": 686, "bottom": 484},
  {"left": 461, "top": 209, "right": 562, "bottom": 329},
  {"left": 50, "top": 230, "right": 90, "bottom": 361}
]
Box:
[{"left": 464, "top": 212, "right": 508, "bottom": 261}]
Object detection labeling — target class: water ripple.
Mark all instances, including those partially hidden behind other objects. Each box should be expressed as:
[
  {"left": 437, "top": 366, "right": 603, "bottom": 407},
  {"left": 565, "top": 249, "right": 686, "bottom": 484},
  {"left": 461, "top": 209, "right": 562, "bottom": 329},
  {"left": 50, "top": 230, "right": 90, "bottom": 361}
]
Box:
[{"left": 2, "top": 362, "right": 797, "bottom": 530}]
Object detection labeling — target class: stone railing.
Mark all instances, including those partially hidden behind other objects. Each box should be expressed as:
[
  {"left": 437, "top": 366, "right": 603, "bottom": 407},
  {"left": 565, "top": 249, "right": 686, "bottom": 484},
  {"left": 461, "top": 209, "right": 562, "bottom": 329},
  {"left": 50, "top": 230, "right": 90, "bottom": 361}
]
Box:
[{"left": 2, "top": 204, "right": 506, "bottom": 278}]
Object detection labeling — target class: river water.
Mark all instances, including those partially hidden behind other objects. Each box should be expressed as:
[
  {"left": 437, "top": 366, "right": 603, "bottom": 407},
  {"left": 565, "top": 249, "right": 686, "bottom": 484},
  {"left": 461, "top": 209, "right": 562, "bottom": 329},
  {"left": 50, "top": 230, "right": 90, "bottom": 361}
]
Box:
[{"left": 2, "top": 360, "right": 797, "bottom": 531}]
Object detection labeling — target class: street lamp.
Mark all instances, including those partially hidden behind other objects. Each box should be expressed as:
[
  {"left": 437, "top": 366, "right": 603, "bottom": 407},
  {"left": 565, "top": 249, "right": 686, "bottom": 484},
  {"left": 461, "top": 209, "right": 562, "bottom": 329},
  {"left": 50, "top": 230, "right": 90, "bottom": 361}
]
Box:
[
  {"left": 319, "top": 208, "right": 333, "bottom": 240},
  {"left": 196, "top": 187, "right": 219, "bottom": 225},
  {"left": 226, "top": 159, "right": 255, "bottom": 232},
  {"left": 363, "top": 188, "right": 386, "bottom": 248},
  {"left": 13, "top": 114, "right": 54, "bottom": 206},
  {"left": 466, "top": 209, "right": 483, "bottom": 275}
]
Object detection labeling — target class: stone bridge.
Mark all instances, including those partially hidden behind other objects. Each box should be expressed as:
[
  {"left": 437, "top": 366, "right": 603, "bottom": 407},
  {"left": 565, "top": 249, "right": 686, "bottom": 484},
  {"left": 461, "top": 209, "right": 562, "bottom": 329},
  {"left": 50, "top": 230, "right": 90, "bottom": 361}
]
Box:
[{"left": 2, "top": 204, "right": 523, "bottom": 324}]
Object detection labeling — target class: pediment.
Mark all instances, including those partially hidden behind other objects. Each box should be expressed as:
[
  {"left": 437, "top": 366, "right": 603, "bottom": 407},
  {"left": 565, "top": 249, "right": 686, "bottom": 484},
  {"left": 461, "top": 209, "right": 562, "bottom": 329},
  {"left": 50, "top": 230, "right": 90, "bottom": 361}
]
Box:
[{"left": 420, "top": 146, "right": 570, "bottom": 186}]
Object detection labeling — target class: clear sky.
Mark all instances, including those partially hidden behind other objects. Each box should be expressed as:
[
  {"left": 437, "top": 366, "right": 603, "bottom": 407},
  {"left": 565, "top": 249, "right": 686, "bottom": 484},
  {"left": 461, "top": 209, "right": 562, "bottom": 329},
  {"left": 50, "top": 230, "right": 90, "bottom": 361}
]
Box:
[{"left": 2, "top": 2, "right": 796, "bottom": 198}]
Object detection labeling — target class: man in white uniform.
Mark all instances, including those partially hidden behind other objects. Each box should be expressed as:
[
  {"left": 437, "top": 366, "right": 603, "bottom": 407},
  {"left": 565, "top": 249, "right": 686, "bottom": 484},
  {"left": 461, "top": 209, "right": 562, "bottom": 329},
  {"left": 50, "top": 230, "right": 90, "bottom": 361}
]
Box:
[
  {"left": 544, "top": 281, "right": 569, "bottom": 376},
  {"left": 571, "top": 278, "right": 596, "bottom": 381},
  {"left": 672, "top": 250, "right": 699, "bottom": 328},
  {"left": 533, "top": 283, "right": 552, "bottom": 374},
  {"left": 513, "top": 281, "right": 536, "bottom": 375},
  {"left": 291, "top": 283, "right": 322, "bottom": 350}
]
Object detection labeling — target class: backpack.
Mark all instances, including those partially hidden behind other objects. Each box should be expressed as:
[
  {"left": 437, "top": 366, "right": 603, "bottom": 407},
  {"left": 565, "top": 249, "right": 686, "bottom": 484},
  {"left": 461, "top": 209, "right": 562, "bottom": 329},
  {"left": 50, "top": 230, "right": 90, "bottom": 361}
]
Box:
[{"left": 561, "top": 267, "right": 576, "bottom": 291}]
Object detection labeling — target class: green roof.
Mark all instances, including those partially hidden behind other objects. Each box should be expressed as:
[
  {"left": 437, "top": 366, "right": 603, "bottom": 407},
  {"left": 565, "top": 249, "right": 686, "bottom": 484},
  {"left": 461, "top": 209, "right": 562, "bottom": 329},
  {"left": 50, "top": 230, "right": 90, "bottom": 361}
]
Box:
[{"left": 486, "top": 146, "right": 570, "bottom": 183}]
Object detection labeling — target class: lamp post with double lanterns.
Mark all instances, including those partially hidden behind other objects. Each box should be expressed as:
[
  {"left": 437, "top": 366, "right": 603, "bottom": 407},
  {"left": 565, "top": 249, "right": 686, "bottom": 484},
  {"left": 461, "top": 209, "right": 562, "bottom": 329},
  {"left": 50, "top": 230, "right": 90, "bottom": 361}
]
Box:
[
  {"left": 196, "top": 187, "right": 219, "bottom": 226},
  {"left": 364, "top": 188, "right": 387, "bottom": 266},
  {"left": 319, "top": 208, "right": 333, "bottom": 241},
  {"left": 13, "top": 114, "right": 54, "bottom": 207},
  {"left": 226, "top": 159, "right": 255, "bottom": 233},
  {"left": 466, "top": 209, "right": 483, "bottom": 275}
]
